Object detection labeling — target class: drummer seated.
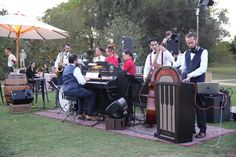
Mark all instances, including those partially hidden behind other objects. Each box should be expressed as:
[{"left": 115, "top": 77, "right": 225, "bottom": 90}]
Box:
[{"left": 62, "top": 54, "right": 98, "bottom": 121}]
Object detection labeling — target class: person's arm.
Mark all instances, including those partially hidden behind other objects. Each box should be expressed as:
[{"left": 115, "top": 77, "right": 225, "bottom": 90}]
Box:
[
  {"left": 164, "top": 50, "right": 175, "bottom": 65},
  {"left": 173, "top": 53, "right": 184, "bottom": 68},
  {"left": 113, "top": 56, "right": 119, "bottom": 66},
  {"left": 143, "top": 54, "right": 150, "bottom": 81},
  {"left": 101, "top": 55, "right": 106, "bottom": 61},
  {"left": 73, "top": 67, "right": 86, "bottom": 85},
  {"left": 93, "top": 57, "right": 97, "bottom": 62},
  {"left": 187, "top": 49, "right": 208, "bottom": 79},
  {"left": 181, "top": 51, "right": 187, "bottom": 71}
]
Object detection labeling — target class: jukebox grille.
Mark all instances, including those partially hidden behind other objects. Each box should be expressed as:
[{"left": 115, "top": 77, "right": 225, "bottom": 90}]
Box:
[{"left": 159, "top": 84, "right": 176, "bottom": 133}]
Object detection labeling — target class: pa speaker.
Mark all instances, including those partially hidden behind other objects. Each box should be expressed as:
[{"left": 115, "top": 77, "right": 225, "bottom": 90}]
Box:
[
  {"left": 10, "top": 89, "right": 34, "bottom": 105},
  {"left": 122, "top": 36, "right": 133, "bottom": 52},
  {"left": 167, "top": 33, "right": 179, "bottom": 55}
]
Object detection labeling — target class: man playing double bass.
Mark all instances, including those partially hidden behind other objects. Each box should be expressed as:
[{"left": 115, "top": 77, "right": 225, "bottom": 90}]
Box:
[
  {"left": 142, "top": 37, "right": 176, "bottom": 126},
  {"left": 143, "top": 37, "right": 175, "bottom": 82}
]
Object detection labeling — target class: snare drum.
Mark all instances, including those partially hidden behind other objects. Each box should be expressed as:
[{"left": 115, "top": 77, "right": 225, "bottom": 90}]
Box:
[{"left": 58, "top": 86, "right": 70, "bottom": 112}]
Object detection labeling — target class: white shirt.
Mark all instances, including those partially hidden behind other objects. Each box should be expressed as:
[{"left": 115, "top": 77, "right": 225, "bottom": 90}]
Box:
[
  {"left": 173, "top": 53, "right": 184, "bottom": 69},
  {"left": 93, "top": 55, "right": 106, "bottom": 62},
  {"left": 54, "top": 52, "right": 70, "bottom": 68},
  {"left": 181, "top": 48, "right": 208, "bottom": 78},
  {"left": 71, "top": 64, "right": 87, "bottom": 85},
  {"left": 8, "top": 53, "right": 16, "bottom": 67},
  {"left": 143, "top": 50, "right": 175, "bottom": 79}
]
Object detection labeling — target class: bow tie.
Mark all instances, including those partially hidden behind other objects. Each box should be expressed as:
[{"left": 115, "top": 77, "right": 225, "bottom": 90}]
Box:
[{"left": 190, "top": 49, "right": 197, "bottom": 54}]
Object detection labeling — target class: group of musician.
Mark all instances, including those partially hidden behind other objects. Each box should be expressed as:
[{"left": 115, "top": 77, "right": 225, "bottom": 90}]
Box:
[{"left": 51, "top": 30, "right": 208, "bottom": 138}]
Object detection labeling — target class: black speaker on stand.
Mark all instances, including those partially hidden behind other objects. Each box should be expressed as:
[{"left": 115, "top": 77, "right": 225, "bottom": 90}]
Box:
[
  {"left": 122, "top": 36, "right": 133, "bottom": 52},
  {"left": 167, "top": 33, "right": 179, "bottom": 55}
]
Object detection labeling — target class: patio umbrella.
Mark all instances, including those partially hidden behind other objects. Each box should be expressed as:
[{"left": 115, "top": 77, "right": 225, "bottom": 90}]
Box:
[{"left": 0, "top": 14, "right": 69, "bottom": 67}]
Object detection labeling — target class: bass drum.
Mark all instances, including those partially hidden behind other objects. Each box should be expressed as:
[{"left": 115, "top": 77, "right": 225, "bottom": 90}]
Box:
[{"left": 59, "top": 86, "right": 70, "bottom": 112}]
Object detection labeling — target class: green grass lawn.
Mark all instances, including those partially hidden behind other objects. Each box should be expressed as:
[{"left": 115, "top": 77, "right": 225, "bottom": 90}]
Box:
[
  {"left": 208, "top": 67, "right": 236, "bottom": 80},
  {"left": 0, "top": 92, "right": 236, "bottom": 157},
  {"left": 1, "top": 67, "right": 236, "bottom": 157}
]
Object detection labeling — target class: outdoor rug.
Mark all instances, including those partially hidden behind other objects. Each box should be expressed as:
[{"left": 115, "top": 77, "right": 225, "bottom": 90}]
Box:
[{"left": 34, "top": 109, "right": 236, "bottom": 147}]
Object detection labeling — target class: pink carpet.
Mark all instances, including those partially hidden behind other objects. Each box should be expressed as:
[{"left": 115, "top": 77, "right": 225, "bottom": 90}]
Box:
[{"left": 34, "top": 109, "right": 236, "bottom": 147}]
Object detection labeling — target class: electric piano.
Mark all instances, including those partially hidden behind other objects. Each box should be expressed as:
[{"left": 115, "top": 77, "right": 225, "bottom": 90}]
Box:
[{"left": 81, "top": 62, "right": 121, "bottom": 113}]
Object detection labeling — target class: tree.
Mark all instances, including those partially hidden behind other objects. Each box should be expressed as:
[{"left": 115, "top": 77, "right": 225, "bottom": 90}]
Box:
[
  {"left": 209, "top": 41, "right": 233, "bottom": 65},
  {"left": 0, "top": 0, "right": 231, "bottom": 78},
  {"left": 0, "top": 9, "right": 16, "bottom": 79},
  {"left": 230, "top": 36, "right": 236, "bottom": 55},
  {"left": 96, "top": 15, "right": 145, "bottom": 65}
]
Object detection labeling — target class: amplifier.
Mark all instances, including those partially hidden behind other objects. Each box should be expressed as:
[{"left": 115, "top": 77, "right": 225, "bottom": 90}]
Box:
[
  {"left": 10, "top": 89, "right": 34, "bottom": 105},
  {"left": 199, "top": 94, "right": 231, "bottom": 123}
]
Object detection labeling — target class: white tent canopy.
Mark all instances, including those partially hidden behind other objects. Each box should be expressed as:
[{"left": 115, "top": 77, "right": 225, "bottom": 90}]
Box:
[{"left": 0, "top": 14, "right": 69, "bottom": 67}]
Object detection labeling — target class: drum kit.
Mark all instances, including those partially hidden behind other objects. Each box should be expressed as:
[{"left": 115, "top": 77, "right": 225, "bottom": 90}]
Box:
[
  {"left": 48, "top": 76, "right": 72, "bottom": 112},
  {"left": 58, "top": 86, "right": 71, "bottom": 112}
]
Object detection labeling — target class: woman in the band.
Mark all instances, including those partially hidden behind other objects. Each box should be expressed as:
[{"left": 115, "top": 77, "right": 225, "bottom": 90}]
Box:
[
  {"left": 93, "top": 47, "right": 106, "bottom": 62},
  {"left": 122, "top": 49, "right": 136, "bottom": 76},
  {"left": 105, "top": 45, "right": 119, "bottom": 66}
]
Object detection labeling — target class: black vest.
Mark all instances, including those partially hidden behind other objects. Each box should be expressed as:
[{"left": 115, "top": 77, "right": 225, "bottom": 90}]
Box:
[
  {"left": 182, "top": 47, "right": 205, "bottom": 83},
  {"left": 62, "top": 64, "right": 82, "bottom": 93}
]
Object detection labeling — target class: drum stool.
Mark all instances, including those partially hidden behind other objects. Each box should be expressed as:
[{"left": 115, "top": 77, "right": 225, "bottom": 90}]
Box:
[{"left": 62, "top": 95, "right": 79, "bottom": 125}]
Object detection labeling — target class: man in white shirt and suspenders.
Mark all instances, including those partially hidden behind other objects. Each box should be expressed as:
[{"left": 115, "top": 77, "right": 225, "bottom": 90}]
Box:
[{"left": 143, "top": 37, "right": 175, "bottom": 82}]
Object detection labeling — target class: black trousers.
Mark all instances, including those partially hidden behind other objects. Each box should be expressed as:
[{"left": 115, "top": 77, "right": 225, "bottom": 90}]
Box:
[
  {"left": 194, "top": 94, "right": 207, "bottom": 133},
  {"left": 7, "top": 66, "right": 14, "bottom": 75}
]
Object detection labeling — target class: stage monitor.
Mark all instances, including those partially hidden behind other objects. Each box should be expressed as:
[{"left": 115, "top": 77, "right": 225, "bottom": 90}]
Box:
[{"left": 105, "top": 97, "right": 128, "bottom": 119}]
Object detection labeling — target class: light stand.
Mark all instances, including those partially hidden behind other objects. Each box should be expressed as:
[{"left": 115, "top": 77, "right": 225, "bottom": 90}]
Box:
[
  {"left": 196, "top": 0, "right": 201, "bottom": 43},
  {"left": 195, "top": 0, "right": 214, "bottom": 43}
]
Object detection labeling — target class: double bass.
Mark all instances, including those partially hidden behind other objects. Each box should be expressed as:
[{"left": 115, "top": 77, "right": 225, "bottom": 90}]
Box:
[{"left": 145, "top": 49, "right": 163, "bottom": 125}]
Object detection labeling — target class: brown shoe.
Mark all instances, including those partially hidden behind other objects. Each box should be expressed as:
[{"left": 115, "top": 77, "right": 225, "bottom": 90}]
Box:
[
  {"left": 77, "top": 114, "right": 85, "bottom": 119},
  {"left": 195, "top": 132, "right": 206, "bottom": 138},
  {"left": 85, "top": 115, "right": 98, "bottom": 121}
]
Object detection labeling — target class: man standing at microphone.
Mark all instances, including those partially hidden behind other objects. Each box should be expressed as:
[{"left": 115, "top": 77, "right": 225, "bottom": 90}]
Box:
[{"left": 182, "top": 31, "right": 208, "bottom": 138}]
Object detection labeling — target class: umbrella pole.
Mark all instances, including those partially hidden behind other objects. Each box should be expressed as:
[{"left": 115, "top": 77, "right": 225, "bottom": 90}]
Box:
[{"left": 16, "top": 34, "right": 20, "bottom": 69}]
